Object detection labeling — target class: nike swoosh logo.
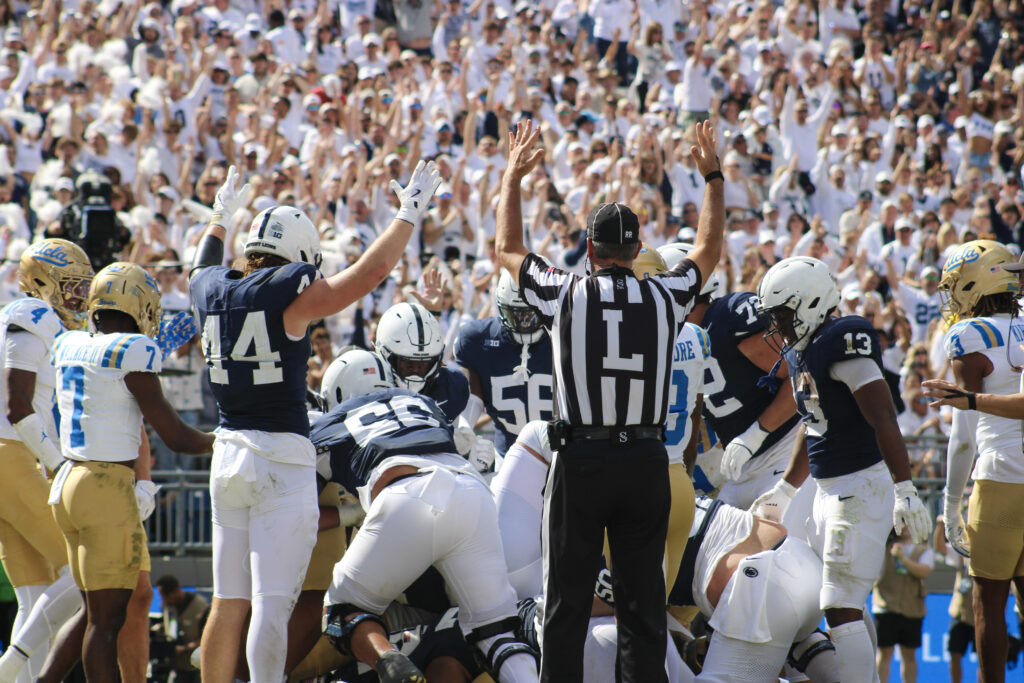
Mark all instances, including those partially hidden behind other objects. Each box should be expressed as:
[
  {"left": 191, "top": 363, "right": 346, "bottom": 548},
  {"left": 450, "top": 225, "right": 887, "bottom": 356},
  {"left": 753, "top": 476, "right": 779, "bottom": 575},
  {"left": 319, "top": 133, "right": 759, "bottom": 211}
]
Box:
[
  {"left": 436, "top": 399, "right": 448, "bottom": 406},
  {"left": 411, "top": 189, "right": 422, "bottom": 198},
  {"left": 838, "top": 495, "right": 855, "bottom": 502},
  {"left": 772, "top": 469, "right": 785, "bottom": 476}
]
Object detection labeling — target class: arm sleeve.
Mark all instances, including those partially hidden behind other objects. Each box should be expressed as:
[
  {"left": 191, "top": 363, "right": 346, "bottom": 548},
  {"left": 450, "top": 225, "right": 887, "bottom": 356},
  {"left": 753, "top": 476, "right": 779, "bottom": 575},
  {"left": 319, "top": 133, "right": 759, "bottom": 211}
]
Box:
[
  {"left": 828, "top": 357, "right": 884, "bottom": 392},
  {"left": 945, "top": 407, "right": 977, "bottom": 502},
  {"left": 4, "top": 331, "right": 49, "bottom": 372}
]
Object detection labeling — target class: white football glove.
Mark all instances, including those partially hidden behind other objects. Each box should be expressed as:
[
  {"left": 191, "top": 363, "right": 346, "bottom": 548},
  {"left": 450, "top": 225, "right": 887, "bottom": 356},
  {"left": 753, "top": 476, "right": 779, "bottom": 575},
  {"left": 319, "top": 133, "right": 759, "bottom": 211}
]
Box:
[
  {"left": 390, "top": 160, "right": 443, "bottom": 225},
  {"left": 135, "top": 480, "right": 160, "bottom": 521},
  {"left": 453, "top": 426, "right": 477, "bottom": 456},
  {"left": 468, "top": 439, "right": 496, "bottom": 473},
  {"left": 211, "top": 164, "right": 251, "bottom": 227},
  {"left": 943, "top": 493, "right": 970, "bottom": 558},
  {"left": 749, "top": 479, "right": 797, "bottom": 522},
  {"left": 336, "top": 502, "right": 366, "bottom": 527},
  {"left": 893, "top": 480, "right": 932, "bottom": 544},
  {"left": 721, "top": 422, "right": 768, "bottom": 482}
]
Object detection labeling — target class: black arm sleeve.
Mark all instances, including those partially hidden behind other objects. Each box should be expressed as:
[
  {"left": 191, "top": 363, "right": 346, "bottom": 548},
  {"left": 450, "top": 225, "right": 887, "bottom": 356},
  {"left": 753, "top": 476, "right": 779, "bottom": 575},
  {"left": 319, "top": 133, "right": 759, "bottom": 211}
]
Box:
[{"left": 190, "top": 233, "right": 225, "bottom": 278}]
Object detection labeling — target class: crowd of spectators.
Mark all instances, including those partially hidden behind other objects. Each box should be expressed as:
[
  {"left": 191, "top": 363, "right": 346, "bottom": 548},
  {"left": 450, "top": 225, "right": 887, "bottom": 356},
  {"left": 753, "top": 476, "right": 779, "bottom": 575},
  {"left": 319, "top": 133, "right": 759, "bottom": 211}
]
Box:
[{"left": 1, "top": 0, "right": 1021, "bottom": 471}]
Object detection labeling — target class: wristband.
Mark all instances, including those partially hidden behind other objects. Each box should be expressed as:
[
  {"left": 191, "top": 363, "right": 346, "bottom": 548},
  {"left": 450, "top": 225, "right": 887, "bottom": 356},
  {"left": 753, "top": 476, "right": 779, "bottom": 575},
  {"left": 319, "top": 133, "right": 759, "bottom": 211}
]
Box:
[
  {"left": 704, "top": 170, "right": 724, "bottom": 183},
  {"left": 968, "top": 392, "right": 977, "bottom": 410}
]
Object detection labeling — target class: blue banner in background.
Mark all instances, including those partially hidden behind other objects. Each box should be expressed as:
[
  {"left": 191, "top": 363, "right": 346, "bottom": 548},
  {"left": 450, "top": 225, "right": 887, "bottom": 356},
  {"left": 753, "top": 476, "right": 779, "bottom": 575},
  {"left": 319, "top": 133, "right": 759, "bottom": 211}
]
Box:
[{"left": 878, "top": 593, "right": 1021, "bottom": 682}]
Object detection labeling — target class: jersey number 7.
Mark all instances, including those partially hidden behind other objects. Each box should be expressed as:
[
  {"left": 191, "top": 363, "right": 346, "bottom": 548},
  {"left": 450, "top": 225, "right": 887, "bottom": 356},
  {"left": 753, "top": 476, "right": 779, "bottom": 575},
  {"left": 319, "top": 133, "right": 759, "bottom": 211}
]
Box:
[{"left": 201, "top": 311, "right": 283, "bottom": 385}]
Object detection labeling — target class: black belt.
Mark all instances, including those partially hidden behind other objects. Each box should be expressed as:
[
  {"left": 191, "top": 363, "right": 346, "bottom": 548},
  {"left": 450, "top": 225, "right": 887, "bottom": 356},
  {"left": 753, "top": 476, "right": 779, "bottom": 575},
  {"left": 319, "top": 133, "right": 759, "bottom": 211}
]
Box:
[{"left": 550, "top": 422, "right": 665, "bottom": 447}]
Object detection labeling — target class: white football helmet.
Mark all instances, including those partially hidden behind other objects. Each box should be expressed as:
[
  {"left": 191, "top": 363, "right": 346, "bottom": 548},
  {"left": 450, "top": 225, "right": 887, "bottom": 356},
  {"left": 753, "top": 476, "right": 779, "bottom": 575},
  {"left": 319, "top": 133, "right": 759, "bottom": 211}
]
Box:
[
  {"left": 375, "top": 302, "right": 444, "bottom": 392},
  {"left": 757, "top": 256, "right": 840, "bottom": 352},
  {"left": 657, "top": 242, "right": 720, "bottom": 296},
  {"left": 244, "top": 206, "right": 322, "bottom": 268},
  {"left": 495, "top": 269, "right": 544, "bottom": 345},
  {"left": 320, "top": 349, "right": 394, "bottom": 409}
]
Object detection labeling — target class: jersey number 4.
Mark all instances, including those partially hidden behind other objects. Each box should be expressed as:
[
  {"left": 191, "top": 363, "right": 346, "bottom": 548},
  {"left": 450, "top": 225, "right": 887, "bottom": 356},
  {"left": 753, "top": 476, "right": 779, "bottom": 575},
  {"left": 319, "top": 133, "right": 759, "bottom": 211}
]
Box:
[{"left": 201, "top": 311, "right": 282, "bottom": 385}]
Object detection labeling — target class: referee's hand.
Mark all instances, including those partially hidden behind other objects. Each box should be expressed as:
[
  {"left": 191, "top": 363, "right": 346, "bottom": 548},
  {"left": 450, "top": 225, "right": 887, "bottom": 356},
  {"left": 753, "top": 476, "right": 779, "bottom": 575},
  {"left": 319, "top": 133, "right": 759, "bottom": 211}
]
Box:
[
  {"left": 506, "top": 119, "right": 546, "bottom": 181},
  {"left": 690, "top": 121, "right": 720, "bottom": 177}
]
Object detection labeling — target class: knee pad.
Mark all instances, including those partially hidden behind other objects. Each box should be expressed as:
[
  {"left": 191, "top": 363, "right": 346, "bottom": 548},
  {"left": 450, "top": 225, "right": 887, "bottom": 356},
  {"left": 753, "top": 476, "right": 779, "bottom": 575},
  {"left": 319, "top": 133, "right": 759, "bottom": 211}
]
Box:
[
  {"left": 466, "top": 617, "right": 539, "bottom": 680},
  {"left": 788, "top": 629, "right": 836, "bottom": 673},
  {"left": 323, "top": 603, "right": 388, "bottom": 657}
]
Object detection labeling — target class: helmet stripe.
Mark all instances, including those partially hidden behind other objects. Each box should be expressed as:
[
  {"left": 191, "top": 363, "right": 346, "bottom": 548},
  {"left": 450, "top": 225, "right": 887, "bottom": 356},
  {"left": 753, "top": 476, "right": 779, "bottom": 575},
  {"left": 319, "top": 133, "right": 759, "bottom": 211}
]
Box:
[
  {"left": 257, "top": 207, "right": 276, "bottom": 240},
  {"left": 410, "top": 304, "right": 425, "bottom": 347},
  {"left": 372, "top": 353, "right": 387, "bottom": 381}
]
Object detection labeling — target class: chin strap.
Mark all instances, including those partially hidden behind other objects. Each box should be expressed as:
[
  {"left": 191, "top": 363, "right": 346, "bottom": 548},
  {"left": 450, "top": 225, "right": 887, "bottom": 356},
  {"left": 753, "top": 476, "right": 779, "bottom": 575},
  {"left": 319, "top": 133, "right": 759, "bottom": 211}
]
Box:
[
  {"left": 513, "top": 342, "right": 532, "bottom": 381},
  {"left": 756, "top": 358, "right": 784, "bottom": 395}
]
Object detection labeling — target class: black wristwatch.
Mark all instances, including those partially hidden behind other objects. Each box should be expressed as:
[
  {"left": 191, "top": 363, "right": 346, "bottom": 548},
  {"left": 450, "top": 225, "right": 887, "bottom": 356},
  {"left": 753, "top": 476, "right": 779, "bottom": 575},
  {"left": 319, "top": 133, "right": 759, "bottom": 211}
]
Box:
[{"left": 704, "top": 170, "right": 724, "bottom": 183}]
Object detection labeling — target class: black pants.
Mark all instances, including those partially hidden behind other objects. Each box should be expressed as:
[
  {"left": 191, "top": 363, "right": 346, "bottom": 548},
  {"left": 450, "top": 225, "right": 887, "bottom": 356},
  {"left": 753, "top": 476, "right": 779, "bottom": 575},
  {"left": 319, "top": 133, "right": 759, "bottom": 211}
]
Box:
[{"left": 540, "top": 439, "right": 669, "bottom": 683}]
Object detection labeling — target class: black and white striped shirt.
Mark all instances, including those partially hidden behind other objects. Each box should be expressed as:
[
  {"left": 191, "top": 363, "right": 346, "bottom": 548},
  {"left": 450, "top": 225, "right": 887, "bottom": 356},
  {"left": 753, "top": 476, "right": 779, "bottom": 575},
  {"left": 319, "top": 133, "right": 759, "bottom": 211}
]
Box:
[{"left": 518, "top": 253, "right": 702, "bottom": 426}]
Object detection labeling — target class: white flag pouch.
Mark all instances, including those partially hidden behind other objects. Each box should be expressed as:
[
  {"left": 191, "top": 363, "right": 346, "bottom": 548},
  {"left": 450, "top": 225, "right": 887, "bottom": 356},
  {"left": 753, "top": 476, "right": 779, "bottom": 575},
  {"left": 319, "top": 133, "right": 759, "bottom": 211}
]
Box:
[{"left": 48, "top": 460, "right": 73, "bottom": 505}]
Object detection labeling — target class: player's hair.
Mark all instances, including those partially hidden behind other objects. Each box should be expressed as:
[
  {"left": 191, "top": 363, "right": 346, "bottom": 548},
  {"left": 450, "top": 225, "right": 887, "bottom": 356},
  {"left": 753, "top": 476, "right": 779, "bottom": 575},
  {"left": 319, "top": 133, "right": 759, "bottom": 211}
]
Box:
[
  {"left": 236, "top": 252, "right": 290, "bottom": 276},
  {"left": 973, "top": 292, "right": 1020, "bottom": 318},
  {"left": 592, "top": 241, "right": 637, "bottom": 263}
]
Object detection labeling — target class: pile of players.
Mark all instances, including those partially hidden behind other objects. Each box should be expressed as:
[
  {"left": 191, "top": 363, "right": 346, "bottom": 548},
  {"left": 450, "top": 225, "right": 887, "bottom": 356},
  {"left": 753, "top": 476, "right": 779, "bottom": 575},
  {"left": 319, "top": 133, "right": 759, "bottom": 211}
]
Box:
[{"left": 1, "top": 152, "right": 1021, "bottom": 683}]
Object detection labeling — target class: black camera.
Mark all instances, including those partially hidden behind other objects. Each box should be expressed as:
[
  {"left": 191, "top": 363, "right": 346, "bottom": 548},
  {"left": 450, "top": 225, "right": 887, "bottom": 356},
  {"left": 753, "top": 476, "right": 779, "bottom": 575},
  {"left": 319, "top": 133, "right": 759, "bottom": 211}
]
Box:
[{"left": 58, "top": 171, "right": 130, "bottom": 271}]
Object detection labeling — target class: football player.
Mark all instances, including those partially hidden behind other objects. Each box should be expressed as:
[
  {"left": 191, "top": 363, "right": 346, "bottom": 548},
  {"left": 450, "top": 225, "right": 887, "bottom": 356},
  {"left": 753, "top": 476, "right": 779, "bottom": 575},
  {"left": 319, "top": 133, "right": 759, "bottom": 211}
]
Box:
[
  {"left": 753, "top": 256, "right": 931, "bottom": 683},
  {"left": 933, "top": 240, "right": 1023, "bottom": 683},
  {"left": 311, "top": 364, "right": 538, "bottom": 683},
  {"left": 189, "top": 162, "right": 441, "bottom": 683},
  {"left": 0, "top": 239, "right": 92, "bottom": 683},
  {"left": 50, "top": 263, "right": 213, "bottom": 681},
  {"left": 635, "top": 245, "right": 701, "bottom": 592},
  {"left": 663, "top": 241, "right": 814, "bottom": 534},
  {"left": 666, "top": 496, "right": 837, "bottom": 683},
  {"left": 375, "top": 302, "right": 471, "bottom": 424},
  {"left": 453, "top": 270, "right": 554, "bottom": 468}
]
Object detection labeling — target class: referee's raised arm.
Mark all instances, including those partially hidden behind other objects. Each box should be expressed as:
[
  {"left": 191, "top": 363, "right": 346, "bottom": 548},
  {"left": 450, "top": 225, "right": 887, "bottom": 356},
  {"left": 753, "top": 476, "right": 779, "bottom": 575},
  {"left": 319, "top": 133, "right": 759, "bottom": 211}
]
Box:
[
  {"left": 683, "top": 121, "right": 726, "bottom": 291},
  {"left": 495, "top": 120, "right": 547, "bottom": 285}
]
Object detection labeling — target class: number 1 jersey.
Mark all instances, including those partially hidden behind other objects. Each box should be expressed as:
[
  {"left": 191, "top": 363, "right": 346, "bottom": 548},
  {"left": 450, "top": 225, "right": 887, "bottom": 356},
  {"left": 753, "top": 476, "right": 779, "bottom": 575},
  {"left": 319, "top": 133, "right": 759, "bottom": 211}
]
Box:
[{"left": 190, "top": 263, "right": 316, "bottom": 436}]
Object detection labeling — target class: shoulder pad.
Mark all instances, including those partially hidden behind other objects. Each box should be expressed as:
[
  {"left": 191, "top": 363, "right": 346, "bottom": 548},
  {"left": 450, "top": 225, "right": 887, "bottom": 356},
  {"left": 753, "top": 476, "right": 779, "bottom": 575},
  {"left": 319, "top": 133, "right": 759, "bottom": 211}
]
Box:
[
  {"left": 684, "top": 322, "right": 711, "bottom": 359},
  {"left": 945, "top": 318, "right": 1006, "bottom": 358},
  {"left": 0, "top": 298, "right": 63, "bottom": 343},
  {"left": 111, "top": 334, "right": 162, "bottom": 373},
  {"left": 717, "top": 292, "right": 768, "bottom": 337},
  {"left": 264, "top": 261, "right": 319, "bottom": 293}
]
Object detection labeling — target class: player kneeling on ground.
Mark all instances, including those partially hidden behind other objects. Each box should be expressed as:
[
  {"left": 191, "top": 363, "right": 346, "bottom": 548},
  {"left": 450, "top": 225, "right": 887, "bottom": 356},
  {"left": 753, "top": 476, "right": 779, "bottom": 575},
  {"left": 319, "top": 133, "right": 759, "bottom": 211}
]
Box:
[{"left": 312, "top": 349, "right": 538, "bottom": 683}]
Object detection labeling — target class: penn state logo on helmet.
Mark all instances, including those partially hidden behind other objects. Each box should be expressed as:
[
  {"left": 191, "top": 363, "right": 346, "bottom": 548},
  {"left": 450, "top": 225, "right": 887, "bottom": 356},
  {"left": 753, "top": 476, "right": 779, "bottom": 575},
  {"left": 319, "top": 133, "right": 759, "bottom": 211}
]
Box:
[
  {"left": 375, "top": 302, "right": 444, "bottom": 393},
  {"left": 18, "top": 238, "right": 94, "bottom": 329},
  {"left": 244, "top": 206, "right": 323, "bottom": 268}
]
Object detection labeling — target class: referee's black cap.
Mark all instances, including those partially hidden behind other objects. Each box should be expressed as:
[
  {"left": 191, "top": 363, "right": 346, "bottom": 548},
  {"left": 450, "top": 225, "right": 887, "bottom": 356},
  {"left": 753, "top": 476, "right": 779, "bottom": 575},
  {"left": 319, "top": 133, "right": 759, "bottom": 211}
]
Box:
[{"left": 587, "top": 202, "right": 640, "bottom": 245}]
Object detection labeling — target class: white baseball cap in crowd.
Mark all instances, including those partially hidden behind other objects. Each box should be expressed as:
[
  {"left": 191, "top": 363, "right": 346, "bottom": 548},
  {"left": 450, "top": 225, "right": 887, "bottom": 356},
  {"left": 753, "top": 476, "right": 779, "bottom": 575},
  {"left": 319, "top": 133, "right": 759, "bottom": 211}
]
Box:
[
  {"left": 752, "top": 105, "right": 773, "bottom": 127},
  {"left": 157, "top": 186, "right": 179, "bottom": 202},
  {"left": 841, "top": 283, "right": 863, "bottom": 301},
  {"left": 875, "top": 170, "right": 894, "bottom": 184},
  {"left": 758, "top": 230, "right": 776, "bottom": 245},
  {"left": 895, "top": 218, "right": 916, "bottom": 231},
  {"left": 362, "top": 32, "right": 382, "bottom": 47},
  {"left": 54, "top": 177, "right": 75, "bottom": 193},
  {"left": 830, "top": 124, "right": 847, "bottom": 137},
  {"left": 916, "top": 115, "right": 935, "bottom": 129}
]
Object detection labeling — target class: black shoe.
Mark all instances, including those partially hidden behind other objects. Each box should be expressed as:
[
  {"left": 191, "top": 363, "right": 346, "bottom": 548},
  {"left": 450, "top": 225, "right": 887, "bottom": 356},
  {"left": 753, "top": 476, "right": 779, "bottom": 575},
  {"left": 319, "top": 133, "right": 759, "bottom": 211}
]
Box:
[{"left": 375, "top": 650, "right": 426, "bottom": 683}]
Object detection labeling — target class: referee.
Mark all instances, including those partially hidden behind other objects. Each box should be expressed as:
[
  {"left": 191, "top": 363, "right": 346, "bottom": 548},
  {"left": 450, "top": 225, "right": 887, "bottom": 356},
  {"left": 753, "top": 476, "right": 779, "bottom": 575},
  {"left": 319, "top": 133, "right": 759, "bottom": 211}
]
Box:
[{"left": 495, "top": 120, "right": 725, "bottom": 682}]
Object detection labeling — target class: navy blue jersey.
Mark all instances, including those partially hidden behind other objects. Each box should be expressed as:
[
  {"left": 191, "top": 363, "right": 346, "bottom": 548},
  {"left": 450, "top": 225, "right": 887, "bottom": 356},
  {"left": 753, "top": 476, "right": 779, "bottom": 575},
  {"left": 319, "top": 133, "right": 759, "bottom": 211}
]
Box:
[
  {"left": 425, "top": 366, "right": 470, "bottom": 423},
  {"left": 453, "top": 317, "right": 554, "bottom": 455},
  {"left": 785, "top": 316, "right": 885, "bottom": 479},
  {"left": 700, "top": 292, "right": 800, "bottom": 454},
  {"left": 310, "top": 388, "right": 457, "bottom": 495},
  {"left": 190, "top": 263, "right": 317, "bottom": 435}
]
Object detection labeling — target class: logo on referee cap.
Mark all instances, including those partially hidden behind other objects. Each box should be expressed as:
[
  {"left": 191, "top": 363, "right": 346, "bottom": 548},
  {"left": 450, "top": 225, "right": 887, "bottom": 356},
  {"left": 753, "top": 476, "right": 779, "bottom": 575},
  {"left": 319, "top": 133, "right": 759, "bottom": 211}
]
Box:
[{"left": 587, "top": 202, "right": 640, "bottom": 245}]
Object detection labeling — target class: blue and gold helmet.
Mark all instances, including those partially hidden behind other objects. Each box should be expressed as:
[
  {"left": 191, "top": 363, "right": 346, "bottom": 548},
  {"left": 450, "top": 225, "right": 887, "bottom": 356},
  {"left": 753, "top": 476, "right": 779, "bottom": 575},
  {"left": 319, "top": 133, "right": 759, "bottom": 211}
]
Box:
[
  {"left": 18, "top": 238, "right": 94, "bottom": 329},
  {"left": 87, "top": 262, "right": 163, "bottom": 338}
]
